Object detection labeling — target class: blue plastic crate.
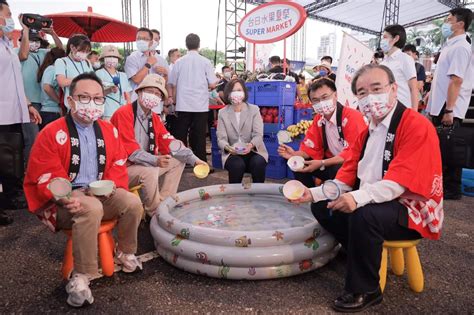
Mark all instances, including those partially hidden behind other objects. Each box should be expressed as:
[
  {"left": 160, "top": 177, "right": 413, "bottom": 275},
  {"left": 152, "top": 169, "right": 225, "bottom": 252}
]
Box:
[
  {"left": 211, "top": 148, "right": 222, "bottom": 169},
  {"left": 462, "top": 178, "right": 474, "bottom": 197},
  {"left": 294, "top": 108, "right": 313, "bottom": 124},
  {"left": 462, "top": 168, "right": 474, "bottom": 180},
  {"left": 287, "top": 166, "right": 295, "bottom": 179},
  {"left": 265, "top": 155, "right": 287, "bottom": 179},
  {"left": 263, "top": 132, "right": 279, "bottom": 155},
  {"left": 245, "top": 82, "right": 255, "bottom": 104},
  {"left": 261, "top": 105, "right": 294, "bottom": 133},
  {"left": 254, "top": 81, "right": 296, "bottom": 106},
  {"left": 287, "top": 138, "right": 302, "bottom": 151},
  {"left": 210, "top": 127, "right": 218, "bottom": 149}
]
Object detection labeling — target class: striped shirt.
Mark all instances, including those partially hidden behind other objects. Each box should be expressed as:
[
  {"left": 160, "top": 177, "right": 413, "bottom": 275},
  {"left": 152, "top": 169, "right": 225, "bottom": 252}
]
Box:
[{"left": 71, "top": 120, "right": 98, "bottom": 187}]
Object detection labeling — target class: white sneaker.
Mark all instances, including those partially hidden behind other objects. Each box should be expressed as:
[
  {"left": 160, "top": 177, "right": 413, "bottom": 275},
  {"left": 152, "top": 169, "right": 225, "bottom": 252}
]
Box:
[
  {"left": 65, "top": 272, "right": 94, "bottom": 307},
  {"left": 115, "top": 250, "right": 143, "bottom": 273}
]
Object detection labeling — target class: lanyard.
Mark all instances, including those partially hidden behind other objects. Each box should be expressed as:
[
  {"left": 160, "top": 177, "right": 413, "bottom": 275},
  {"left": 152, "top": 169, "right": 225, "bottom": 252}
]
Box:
[
  {"left": 31, "top": 53, "right": 41, "bottom": 68},
  {"left": 68, "top": 56, "right": 85, "bottom": 75}
]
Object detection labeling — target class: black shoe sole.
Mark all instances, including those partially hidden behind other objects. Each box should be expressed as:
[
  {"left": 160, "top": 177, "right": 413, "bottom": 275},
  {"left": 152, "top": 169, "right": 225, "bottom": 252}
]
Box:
[{"left": 332, "top": 294, "right": 383, "bottom": 313}]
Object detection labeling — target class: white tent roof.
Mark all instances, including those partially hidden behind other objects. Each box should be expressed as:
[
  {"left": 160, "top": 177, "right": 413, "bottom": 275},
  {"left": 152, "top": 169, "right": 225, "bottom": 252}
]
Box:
[{"left": 247, "top": 0, "right": 462, "bottom": 35}]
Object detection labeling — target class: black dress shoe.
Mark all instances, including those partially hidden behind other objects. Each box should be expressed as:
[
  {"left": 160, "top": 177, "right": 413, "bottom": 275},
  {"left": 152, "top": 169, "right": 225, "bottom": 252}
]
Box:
[
  {"left": 333, "top": 288, "right": 383, "bottom": 313},
  {"left": 0, "top": 210, "right": 13, "bottom": 226}
]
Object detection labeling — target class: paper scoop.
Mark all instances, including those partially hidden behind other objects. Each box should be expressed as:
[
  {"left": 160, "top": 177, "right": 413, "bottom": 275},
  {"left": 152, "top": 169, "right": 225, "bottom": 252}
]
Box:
[
  {"left": 282, "top": 180, "right": 305, "bottom": 201},
  {"left": 193, "top": 164, "right": 210, "bottom": 179},
  {"left": 277, "top": 130, "right": 292, "bottom": 145},
  {"left": 287, "top": 156, "right": 305, "bottom": 172},
  {"left": 47, "top": 177, "right": 72, "bottom": 200}
]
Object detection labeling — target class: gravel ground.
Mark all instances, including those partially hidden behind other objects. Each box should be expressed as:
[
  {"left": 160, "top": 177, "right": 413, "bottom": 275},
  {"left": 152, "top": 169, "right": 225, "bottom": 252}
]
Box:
[{"left": 0, "top": 168, "right": 473, "bottom": 314}]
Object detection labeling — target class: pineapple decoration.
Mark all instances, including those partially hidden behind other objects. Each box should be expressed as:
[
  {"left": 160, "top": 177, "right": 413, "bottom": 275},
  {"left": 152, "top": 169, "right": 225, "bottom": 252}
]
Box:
[{"left": 286, "top": 120, "right": 312, "bottom": 138}]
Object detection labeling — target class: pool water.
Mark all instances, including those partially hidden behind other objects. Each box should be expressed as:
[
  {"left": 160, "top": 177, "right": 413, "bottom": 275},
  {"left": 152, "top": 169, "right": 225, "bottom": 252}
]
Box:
[{"left": 170, "top": 194, "right": 314, "bottom": 231}]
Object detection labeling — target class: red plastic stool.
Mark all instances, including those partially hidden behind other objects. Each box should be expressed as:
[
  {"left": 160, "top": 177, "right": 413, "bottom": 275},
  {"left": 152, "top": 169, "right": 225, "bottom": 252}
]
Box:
[{"left": 62, "top": 219, "right": 117, "bottom": 279}]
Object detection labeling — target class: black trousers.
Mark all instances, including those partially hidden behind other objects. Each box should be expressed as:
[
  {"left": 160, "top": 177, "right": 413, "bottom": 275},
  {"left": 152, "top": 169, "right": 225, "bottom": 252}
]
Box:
[
  {"left": 224, "top": 152, "right": 267, "bottom": 183},
  {"left": 173, "top": 111, "right": 208, "bottom": 162},
  {"left": 0, "top": 124, "right": 24, "bottom": 209},
  {"left": 294, "top": 164, "right": 341, "bottom": 188},
  {"left": 312, "top": 200, "right": 420, "bottom": 293},
  {"left": 39, "top": 111, "right": 60, "bottom": 130},
  {"left": 431, "top": 112, "right": 462, "bottom": 195}
]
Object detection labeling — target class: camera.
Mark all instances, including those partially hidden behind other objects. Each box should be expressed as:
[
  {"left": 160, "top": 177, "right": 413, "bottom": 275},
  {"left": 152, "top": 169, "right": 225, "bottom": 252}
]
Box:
[{"left": 21, "top": 13, "right": 52, "bottom": 31}]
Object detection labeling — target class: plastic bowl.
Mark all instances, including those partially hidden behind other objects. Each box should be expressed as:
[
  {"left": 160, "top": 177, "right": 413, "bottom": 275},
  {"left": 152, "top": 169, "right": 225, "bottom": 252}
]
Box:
[
  {"left": 233, "top": 142, "right": 247, "bottom": 155},
  {"left": 282, "top": 180, "right": 305, "bottom": 200},
  {"left": 287, "top": 156, "right": 305, "bottom": 172},
  {"left": 193, "top": 164, "right": 210, "bottom": 179},
  {"left": 89, "top": 180, "right": 115, "bottom": 196}
]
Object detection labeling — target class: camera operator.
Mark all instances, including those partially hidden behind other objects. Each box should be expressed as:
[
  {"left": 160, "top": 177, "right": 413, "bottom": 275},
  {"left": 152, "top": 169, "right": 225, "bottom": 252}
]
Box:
[{"left": 16, "top": 13, "right": 63, "bottom": 162}]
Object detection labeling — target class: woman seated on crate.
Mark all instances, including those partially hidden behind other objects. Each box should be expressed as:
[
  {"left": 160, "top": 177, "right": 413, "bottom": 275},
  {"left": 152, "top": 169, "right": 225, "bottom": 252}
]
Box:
[
  {"left": 216, "top": 78, "right": 268, "bottom": 184},
  {"left": 278, "top": 78, "right": 367, "bottom": 188}
]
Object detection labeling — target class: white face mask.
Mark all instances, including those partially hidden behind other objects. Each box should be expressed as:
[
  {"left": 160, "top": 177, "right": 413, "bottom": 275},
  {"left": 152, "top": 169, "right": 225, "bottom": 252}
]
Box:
[
  {"left": 223, "top": 72, "right": 232, "bottom": 80},
  {"left": 0, "top": 18, "right": 15, "bottom": 33},
  {"left": 357, "top": 96, "right": 372, "bottom": 118},
  {"left": 150, "top": 40, "right": 159, "bottom": 51},
  {"left": 367, "top": 92, "right": 394, "bottom": 120},
  {"left": 136, "top": 40, "right": 150, "bottom": 53},
  {"left": 74, "top": 51, "right": 88, "bottom": 61},
  {"left": 74, "top": 101, "right": 104, "bottom": 123},
  {"left": 29, "top": 41, "right": 41, "bottom": 52},
  {"left": 229, "top": 91, "right": 245, "bottom": 105},
  {"left": 104, "top": 57, "right": 119, "bottom": 68},
  {"left": 140, "top": 92, "right": 162, "bottom": 110},
  {"left": 93, "top": 61, "right": 101, "bottom": 69},
  {"left": 152, "top": 101, "right": 164, "bottom": 114},
  {"left": 380, "top": 38, "right": 392, "bottom": 53},
  {"left": 312, "top": 98, "right": 335, "bottom": 116}
]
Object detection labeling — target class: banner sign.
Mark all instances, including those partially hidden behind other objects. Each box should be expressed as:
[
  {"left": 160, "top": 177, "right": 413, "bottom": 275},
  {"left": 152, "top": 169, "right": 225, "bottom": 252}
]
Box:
[
  {"left": 238, "top": 2, "right": 307, "bottom": 44},
  {"left": 336, "top": 32, "right": 373, "bottom": 109}
]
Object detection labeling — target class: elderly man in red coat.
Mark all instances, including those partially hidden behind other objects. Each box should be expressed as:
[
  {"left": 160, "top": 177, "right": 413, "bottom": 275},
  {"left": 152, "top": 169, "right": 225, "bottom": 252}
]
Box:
[
  {"left": 293, "top": 64, "right": 443, "bottom": 312},
  {"left": 111, "top": 74, "right": 207, "bottom": 217},
  {"left": 278, "top": 78, "right": 367, "bottom": 187},
  {"left": 24, "top": 73, "right": 143, "bottom": 308}
]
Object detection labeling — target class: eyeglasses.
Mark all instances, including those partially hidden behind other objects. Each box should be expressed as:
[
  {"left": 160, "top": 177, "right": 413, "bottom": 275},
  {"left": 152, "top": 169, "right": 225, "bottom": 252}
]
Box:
[
  {"left": 136, "top": 37, "right": 151, "bottom": 41},
  {"left": 356, "top": 83, "right": 392, "bottom": 97},
  {"left": 73, "top": 94, "right": 106, "bottom": 105},
  {"left": 312, "top": 91, "right": 335, "bottom": 103}
]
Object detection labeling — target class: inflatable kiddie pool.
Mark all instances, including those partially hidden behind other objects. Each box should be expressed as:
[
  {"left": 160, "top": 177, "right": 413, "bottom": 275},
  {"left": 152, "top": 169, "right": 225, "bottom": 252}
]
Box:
[{"left": 150, "top": 183, "right": 339, "bottom": 280}]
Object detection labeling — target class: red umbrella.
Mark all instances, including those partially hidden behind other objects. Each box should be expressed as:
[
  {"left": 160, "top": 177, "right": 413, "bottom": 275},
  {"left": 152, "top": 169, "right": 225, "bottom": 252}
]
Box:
[{"left": 45, "top": 7, "right": 137, "bottom": 43}]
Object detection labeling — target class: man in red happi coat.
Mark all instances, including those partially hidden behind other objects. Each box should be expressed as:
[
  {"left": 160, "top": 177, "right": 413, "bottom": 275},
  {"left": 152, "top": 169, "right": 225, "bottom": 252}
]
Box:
[
  {"left": 278, "top": 78, "right": 367, "bottom": 187},
  {"left": 293, "top": 64, "right": 443, "bottom": 312},
  {"left": 24, "top": 73, "right": 143, "bottom": 307}
]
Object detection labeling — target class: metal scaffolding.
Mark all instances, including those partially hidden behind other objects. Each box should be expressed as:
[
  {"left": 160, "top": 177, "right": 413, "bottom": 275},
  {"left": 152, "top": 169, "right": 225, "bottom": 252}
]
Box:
[
  {"left": 139, "top": 0, "right": 150, "bottom": 28},
  {"left": 225, "top": 0, "right": 247, "bottom": 72},
  {"left": 121, "top": 0, "right": 133, "bottom": 56},
  {"left": 383, "top": 0, "right": 400, "bottom": 28}
]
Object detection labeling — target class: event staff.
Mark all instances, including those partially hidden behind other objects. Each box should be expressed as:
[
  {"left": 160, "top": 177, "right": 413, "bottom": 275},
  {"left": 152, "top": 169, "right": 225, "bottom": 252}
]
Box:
[
  {"left": 55, "top": 34, "right": 93, "bottom": 108},
  {"left": 95, "top": 45, "right": 132, "bottom": 120},
  {"left": 111, "top": 74, "right": 207, "bottom": 217},
  {"left": 427, "top": 8, "right": 473, "bottom": 200},
  {"left": 380, "top": 24, "right": 419, "bottom": 110},
  {"left": 217, "top": 78, "right": 268, "bottom": 184},
  {"left": 168, "top": 33, "right": 219, "bottom": 162},
  {"left": 293, "top": 64, "right": 443, "bottom": 312},
  {"left": 0, "top": 0, "right": 41, "bottom": 223},
  {"left": 24, "top": 73, "right": 143, "bottom": 307},
  {"left": 278, "top": 78, "right": 367, "bottom": 188}
]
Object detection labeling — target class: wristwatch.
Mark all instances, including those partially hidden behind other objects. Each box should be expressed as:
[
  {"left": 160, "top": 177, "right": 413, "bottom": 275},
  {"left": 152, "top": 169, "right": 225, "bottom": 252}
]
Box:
[
  {"left": 144, "top": 63, "right": 152, "bottom": 69},
  {"left": 443, "top": 109, "right": 453, "bottom": 114},
  {"left": 320, "top": 160, "right": 326, "bottom": 171}
]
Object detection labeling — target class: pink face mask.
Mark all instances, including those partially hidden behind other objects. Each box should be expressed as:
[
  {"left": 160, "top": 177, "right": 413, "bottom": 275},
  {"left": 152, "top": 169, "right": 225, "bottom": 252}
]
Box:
[
  {"left": 75, "top": 101, "right": 104, "bottom": 123},
  {"left": 140, "top": 92, "right": 162, "bottom": 110},
  {"left": 367, "top": 92, "right": 395, "bottom": 120},
  {"left": 229, "top": 91, "right": 245, "bottom": 105},
  {"left": 312, "top": 99, "right": 335, "bottom": 115}
]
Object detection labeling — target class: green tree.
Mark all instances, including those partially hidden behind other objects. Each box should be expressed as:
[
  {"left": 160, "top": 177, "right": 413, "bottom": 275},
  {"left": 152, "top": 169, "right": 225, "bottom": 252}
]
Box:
[{"left": 199, "top": 47, "right": 225, "bottom": 65}]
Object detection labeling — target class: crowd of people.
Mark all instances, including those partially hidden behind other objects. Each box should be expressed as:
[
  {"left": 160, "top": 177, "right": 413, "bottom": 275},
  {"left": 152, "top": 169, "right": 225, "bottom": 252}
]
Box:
[{"left": 0, "top": 0, "right": 472, "bottom": 311}]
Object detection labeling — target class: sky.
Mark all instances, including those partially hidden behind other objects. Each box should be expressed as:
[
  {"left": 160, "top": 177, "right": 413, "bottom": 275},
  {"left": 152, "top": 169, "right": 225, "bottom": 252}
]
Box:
[{"left": 11, "top": 0, "right": 347, "bottom": 65}]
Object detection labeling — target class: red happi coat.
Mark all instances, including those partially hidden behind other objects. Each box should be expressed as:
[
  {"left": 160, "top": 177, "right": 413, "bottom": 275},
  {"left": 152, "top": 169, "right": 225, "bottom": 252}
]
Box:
[
  {"left": 336, "top": 109, "right": 444, "bottom": 240},
  {"left": 110, "top": 103, "right": 174, "bottom": 158},
  {"left": 23, "top": 117, "right": 129, "bottom": 232},
  {"left": 300, "top": 104, "right": 367, "bottom": 161}
]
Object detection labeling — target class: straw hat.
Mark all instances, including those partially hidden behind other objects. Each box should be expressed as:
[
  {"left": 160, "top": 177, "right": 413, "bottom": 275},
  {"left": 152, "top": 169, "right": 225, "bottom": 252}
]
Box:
[
  {"left": 135, "top": 74, "right": 168, "bottom": 98},
  {"left": 100, "top": 45, "right": 123, "bottom": 60},
  {"left": 312, "top": 60, "right": 331, "bottom": 72}
]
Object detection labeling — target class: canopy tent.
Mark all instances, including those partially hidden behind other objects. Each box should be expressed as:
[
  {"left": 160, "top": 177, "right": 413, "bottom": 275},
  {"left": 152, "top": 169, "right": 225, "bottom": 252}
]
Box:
[{"left": 246, "top": 0, "right": 466, "bottom": 35}]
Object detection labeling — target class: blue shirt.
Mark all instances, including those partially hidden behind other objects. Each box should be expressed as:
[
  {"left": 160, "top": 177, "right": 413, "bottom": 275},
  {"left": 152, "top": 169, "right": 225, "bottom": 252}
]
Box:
[
  {"left": 40, "top": 65, "right": 61, "bottom": 113},
  {"left": 71, "top": 120, "right": 98, "bottom": 187},
  {"left": 55, "top": 56, "right": 93, "bottom": 107},
  {"left": 14, "top": 48, "right": 47, "bottom": 103},
  {"left": 95, "top": 68, "right": 132, "bottom": 118}
]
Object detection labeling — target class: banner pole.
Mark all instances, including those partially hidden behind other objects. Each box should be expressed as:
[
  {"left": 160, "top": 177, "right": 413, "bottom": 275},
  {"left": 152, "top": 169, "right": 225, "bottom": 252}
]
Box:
[
  {"left": 283, "top": 38, "right": 287, "bottom": 73},
  {"left": 253, "top": 43, "right": 256, "bottom": 72}
]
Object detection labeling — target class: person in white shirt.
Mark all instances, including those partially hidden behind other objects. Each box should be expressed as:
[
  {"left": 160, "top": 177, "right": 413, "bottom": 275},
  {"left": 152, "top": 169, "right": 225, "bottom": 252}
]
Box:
[
  {"left": 291, "top": 64, "right": 443, "bottom": 313},
  {"left": 168, "top": 33, "right": 219, "bottom": 162},
  {"left": 427, "top": 8, "right": 473, "bottom": 200},
  {"left": 124, "top": 27, "right": 169, "bottom": 101},
  {"left": 380, "top": 24, "right": 419, "bottom": 110}
]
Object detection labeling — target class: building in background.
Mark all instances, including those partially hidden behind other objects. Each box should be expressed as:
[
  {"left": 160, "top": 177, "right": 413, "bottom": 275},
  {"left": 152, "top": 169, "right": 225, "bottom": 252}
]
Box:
[{"left": 317, "top": 32, "right": 336, "bottom": 62}]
